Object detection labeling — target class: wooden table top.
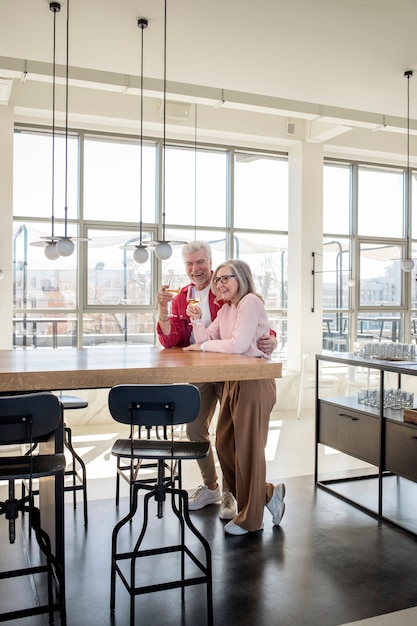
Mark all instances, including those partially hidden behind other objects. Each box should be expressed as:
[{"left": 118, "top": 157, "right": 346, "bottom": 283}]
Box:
[{"left": 0, "top": 346, "right": 282, "bottom": 392}]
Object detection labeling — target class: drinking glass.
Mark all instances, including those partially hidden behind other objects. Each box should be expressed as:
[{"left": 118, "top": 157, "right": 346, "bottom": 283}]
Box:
[
  {"left": 164, "top": 275, "right": 181, "bottom": 316},
  {"left": 186, "top": 285, "right": 201, "bottom": 325}
]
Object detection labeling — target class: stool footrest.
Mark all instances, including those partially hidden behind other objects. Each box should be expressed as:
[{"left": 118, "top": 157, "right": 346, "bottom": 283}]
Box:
[{"left": 111, "top": 484, "right": 213, "bottom": 625}]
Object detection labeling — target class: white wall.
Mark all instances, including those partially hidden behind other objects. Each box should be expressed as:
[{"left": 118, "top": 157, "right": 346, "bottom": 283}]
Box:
[{"left": 0, "top": 106, "right": 14, "bottom": 349}]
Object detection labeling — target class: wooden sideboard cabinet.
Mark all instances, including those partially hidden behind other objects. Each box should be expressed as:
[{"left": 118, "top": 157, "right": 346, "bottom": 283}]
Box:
[
  {"left": 315, "top": 352, "right": 417, "bottom": 536},
  {"left": 318, "top": 400, "right": 380, "bottom": 466},
  {"left": 385, "top": 420, "right": 417, "bottom": 481}
]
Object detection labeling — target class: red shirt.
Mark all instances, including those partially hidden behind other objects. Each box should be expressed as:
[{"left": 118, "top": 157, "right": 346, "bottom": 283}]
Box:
[{"left": 157, "top": 283, "right": 224, "bottom": 348}]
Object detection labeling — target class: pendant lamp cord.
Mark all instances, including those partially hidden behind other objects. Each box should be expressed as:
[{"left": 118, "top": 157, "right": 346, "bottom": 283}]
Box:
[
  {"left": 194, "top": 104, "right": 198, "bottom": 239},
  {"left": 64, "top": 0, "right": 70, "bottom": 238},
  {"left": 139, "top": 21, "right": 145, "bottom": 245},
  {"left": 51, "top": 4, "right": 58, "bottom": 240},
  {"left": 162, "top": 0, "right": 167, "bottom": 242},
  {"left": 405, "top": 70, "right": 413, "bottom": 258}
]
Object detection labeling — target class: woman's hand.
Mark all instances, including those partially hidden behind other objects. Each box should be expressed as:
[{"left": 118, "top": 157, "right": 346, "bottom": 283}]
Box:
[
  {"left": 186, "top": 303, "right": 202, "bottom": 323},
  {"left": 183, "top": 343, "right": 201, "bottom": 351}
]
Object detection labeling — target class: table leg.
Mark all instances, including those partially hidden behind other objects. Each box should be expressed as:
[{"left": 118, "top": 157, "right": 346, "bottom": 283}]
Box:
[{"left": 38, "top": 416, "right": 65, "bottom": 568}]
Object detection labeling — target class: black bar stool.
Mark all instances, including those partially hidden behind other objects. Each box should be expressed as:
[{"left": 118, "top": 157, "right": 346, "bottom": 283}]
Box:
[
  {"left": 59, "top": 394, "right": 89, "bottom": 527},
  {"left": 0, "top": 391, "right": 67, "bottom": 625},
  {"left": 108, "top": 384, "right": 213, "bottom": 626},
  {"left": 22, "top": 393, "right": 89, "bottom": 528}
]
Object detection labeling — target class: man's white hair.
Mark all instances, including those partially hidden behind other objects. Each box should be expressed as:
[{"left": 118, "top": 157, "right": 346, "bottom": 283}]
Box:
[{"left": 181, "top": 240, "right": 212, "bottom": 259}]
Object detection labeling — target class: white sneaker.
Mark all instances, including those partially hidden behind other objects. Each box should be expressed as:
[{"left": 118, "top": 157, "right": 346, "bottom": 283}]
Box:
[
  {"left": 219, "top": 491, "right": 237, "bottom": 520},
  {"left": 188, "top": 485, "right": 221, "bottom": 511},
  {"left": 266, "top": 483, "right": 286, "bottom": 526},
  {"left": 224, "top": 520, "right": 263, "bottom": 536}
]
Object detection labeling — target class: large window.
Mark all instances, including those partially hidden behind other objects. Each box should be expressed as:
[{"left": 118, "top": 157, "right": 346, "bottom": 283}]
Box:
[
  {"left": 359, "top": 242, "right": 404, "bottom": 307},
  {"left": 323, "top": 162, "right": 415, "bottom": 353},
  {"left": 358, "top": 166, "right": 403, "bottom": 238},
  {"left": 83, "top": 136, "right": 156, "bottom": 223},
  {"left": 13, "top": 221, "right": 78, "bottom": 311},
  {"left": 234, "top": 152, "right": 288, "bottom": 230},
  {"left": 12, "top": 130, "right": 287, "bottom": 349},
  {"left": 323, "top": 163, "right": 350, "bottom": 235},
  {"left": 165, "top": 146, "right": 227, "bottom": 228},
  {"left": 14, "top": 130, "right": 78, "bottom": 220},
  {"left": 86, "top": 228, "right": 154, "bottom": 307}
]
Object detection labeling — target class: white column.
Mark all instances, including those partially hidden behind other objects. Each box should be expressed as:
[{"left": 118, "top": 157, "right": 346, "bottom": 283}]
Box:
[
  {"left": 287, "top": 141, "right": 324, "bottom": 372},
  {"left": 0, "top": 106, "right": 13, "bottom": 349}
]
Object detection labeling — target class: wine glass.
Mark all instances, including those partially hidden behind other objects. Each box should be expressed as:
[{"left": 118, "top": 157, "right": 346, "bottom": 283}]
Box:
[
  {"left": 186, "top": 285, "right": 201, "bottom": 325},
  {"left": 164, "top": 275, "right": 181, "bottom": 316},
  {"left": 165, "top": 275, "right": 181, "bottom": 296}
]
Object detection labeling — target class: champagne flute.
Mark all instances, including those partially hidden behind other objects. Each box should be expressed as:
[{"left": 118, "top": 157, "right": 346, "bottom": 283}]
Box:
[{"left": 187, "top": 285, "right": 201, "bottom": 325}]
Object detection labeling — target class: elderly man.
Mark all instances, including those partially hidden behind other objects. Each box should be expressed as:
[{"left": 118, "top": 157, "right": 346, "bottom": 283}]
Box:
[{"left": 156, "top": 241, "right": 277, "bottom": 519}]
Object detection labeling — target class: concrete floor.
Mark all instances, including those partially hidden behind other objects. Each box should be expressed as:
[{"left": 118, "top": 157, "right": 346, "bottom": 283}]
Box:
[{"left": 1, "top": 408, "right": 417, "bottom": 625}]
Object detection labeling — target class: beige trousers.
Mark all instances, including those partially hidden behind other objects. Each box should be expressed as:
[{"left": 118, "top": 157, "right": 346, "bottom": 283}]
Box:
[
  {"left": 216, "top": 378, "right": 277, "bottom": 531},
  {"left": 186, "top": 381, "right": 224, "bottom": 487}
]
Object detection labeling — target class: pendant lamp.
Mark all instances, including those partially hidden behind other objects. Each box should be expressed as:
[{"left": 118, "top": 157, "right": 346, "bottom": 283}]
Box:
[
  {"left": 133, "top": 18, "right": 150, "bottom": 263},
  {"left": 56, "top": 0, "right": 89, "bottom": 256},
  {"left": 150, "top": 0, "right": 186, "bottom": 260},
  {"left": 32, "top": 0, "right": 88, "bottom": 259},
  {"left": 31, "top": 2, "right": 61, "bottom": 260},
  {"left": 55, "top": 0, "right": 74, "bottom": 261},
  {"left": 120, "top": 18, "right": 150, "bottom": 264},
  {"left": 193, "top": 103, "right": 198, "bottom": 240},
  {"left": 401, "top": 70, "right": 415, "bottom": 272}
]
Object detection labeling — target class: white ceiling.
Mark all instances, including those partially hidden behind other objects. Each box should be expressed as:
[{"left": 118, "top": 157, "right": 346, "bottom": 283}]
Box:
[{"left": 2, "top": 0, "right": 417, "bottom": 162}]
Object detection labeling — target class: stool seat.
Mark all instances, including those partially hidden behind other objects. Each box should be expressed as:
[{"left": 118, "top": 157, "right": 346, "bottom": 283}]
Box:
[
  {"left": 59, "top": 395, "right": 89, "bottom": 411},
  {"left": 0, "top": 454, "right": 66, "bottom": 479},
  {"left": 112, "top": 438, "right": 209, "bottom": 461}
]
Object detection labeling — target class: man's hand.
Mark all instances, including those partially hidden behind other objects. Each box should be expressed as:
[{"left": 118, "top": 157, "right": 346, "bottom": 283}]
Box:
[
  {"left": 257, "top": 334, "right": 277, "bottom": 356},
  {"left": 157, "top": 284, "right": 173, "bottom": 317}
]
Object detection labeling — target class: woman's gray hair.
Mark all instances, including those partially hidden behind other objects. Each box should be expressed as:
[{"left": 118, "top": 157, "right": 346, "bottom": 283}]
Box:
[
  {"left": 212, "top": 259, "right": 264, "bottom": 304},
  {"left": 181, "top": 240, "right": 212, "bottom": 260}
]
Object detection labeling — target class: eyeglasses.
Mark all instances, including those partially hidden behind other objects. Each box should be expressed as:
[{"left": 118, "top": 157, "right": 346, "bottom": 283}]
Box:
[{"left": 213, "top": 274, "right": 235, "bottom": 285}]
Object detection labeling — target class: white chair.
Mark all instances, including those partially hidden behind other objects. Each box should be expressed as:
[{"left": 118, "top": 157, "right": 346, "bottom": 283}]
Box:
[
  {"left": 297, "top": 353, "right": 339, "bottom": 419},
  {"left": 345, "top": 367, "right": 380, "bottom": 396}
]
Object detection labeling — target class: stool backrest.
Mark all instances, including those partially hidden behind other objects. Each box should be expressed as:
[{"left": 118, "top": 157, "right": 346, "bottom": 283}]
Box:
[
  {"left": 108, "top": 384, "right": 200, "bottom": 428},
  {"left": 0, "top": 392, "right": 62, "bottom": 445}
]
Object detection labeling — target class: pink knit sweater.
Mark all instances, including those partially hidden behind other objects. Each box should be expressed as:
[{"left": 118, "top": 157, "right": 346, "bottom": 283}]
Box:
[{"left": 193, "top": 293, "right": 271, "bottom": 359}]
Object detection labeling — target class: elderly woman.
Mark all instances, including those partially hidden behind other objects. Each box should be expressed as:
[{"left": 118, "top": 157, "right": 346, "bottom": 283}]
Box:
[{"left": 184, "top": 259, "right": 285, "bottom": 535}]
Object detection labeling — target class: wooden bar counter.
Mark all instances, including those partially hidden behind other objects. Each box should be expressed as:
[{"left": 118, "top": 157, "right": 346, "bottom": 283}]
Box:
[
  {"left": 0, "top": 345, "right": 282, "bottom": 393},
  {"left": 0, "top": 345, "right": 281, "bottom": 581}
]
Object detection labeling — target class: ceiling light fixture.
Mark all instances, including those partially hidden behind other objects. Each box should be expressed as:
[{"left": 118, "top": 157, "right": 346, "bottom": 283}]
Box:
[
  {"left": 32, "top": 0, "right": 88, "bottom": 259},
  {"left": 120, "top": 18, "right": 152, "bottom": 263},
  {"left": 132, "top": 18, "right": 149, "bottom": 264},
  {"left": 401, "top": 70, "right": 415, "bottom": 272},
  {"left": 193, "top": 103, "right": 198, "bottom": 240},
  {"left": 124, "top": 1, "right": 185, "bottom": 261},
  {"left": 56, "top": 0, "right": 89, "bottom": 256},
  {"left": 55, "top": 0, "right": 74, "bottom": 257},
  {"left": 151, "top": 0, "right": 186, "bottom": 260},
  {"left": 31, "top": 1, "right": 61, "bottom": 260}
]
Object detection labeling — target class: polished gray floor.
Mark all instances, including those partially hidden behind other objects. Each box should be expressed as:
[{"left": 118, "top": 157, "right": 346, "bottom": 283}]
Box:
[
  {"left": 2, "top": 409, "right": 417, "bottom": 625},
  {"left": 2, "top": 473, "right": 417, "bottom": 625}
]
